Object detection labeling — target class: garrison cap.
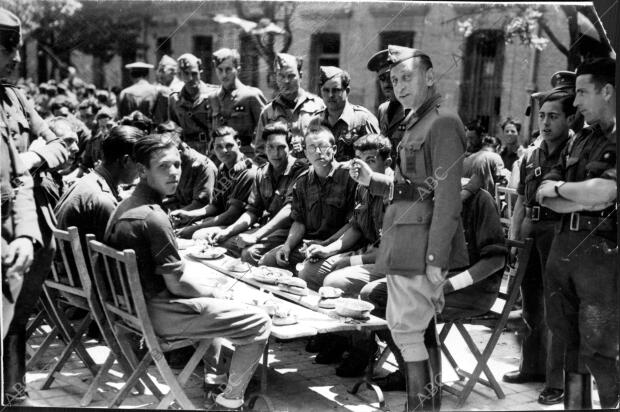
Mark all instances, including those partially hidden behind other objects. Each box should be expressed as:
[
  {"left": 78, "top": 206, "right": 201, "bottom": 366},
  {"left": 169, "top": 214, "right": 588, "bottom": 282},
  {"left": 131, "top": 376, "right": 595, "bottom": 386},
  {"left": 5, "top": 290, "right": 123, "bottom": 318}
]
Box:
[
  {"left": 366, "top": 49, "right": 390, "bottom": 74},
  {"left": 576, "top": 57, "right": 615, "bottom": 86},
  {"left": 386, "top": 45, "right": 432, "bottom": 68},
  {"left": 158, "top": 54, "right": 177, "bottom": 68},
  {"left": 319, "top": 66, "right": 345, "bottom": 86},
  {"left": 212, "top": 48, "right": 240, "bottom": 66},
  {"left": 274, "top": 53, "right": 302, "bottom": 72},
  {"left": 0, "top": 7, "right": 21, "bottom": 50},
  {"left": 177, "top": 53, "right": 202, "bottom": 72},
  {"left": 125, "top": 61, "right": 154, "bottom": 70}
]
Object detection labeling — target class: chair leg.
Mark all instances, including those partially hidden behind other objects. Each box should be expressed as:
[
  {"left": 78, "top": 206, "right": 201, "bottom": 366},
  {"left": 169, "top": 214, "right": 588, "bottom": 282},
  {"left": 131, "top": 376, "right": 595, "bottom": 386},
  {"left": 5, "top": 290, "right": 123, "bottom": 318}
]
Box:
[
  {"left": 26, "top": 326, "right": 59, "bottom": 370},
  {"left": 80, "top": 351, "right": 116, "bottom": 406},
  {"left": 150, "top": 346, "right": 196, "bottom": 410},
  {"left": 114, "top": 332, "right": 163, "bottom": 399},
  {"left": 156, "top": 341, "right": 211, "bottom": 409},
  {"left": 109, "top": 351, "right": 154, "bottom": 408}
]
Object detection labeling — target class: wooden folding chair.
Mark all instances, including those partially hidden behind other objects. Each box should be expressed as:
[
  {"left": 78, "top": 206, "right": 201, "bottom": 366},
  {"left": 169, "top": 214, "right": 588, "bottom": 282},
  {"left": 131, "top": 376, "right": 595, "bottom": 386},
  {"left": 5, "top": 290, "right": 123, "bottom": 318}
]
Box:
[
  {"left": 87, "top": 235, "right": 211, "bottom": 409},
  {"left": 438, "top": 238, "right": 533, "bottom": 408},
  {"left": 494, "top": 186, "right": 518, "bottom": 235}
]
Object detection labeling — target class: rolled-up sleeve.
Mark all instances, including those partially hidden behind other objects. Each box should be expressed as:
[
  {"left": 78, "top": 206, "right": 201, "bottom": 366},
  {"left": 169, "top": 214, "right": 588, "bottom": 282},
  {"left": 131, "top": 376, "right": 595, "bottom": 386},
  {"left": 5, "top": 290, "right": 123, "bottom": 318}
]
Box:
[
  {"left": 290, "top": 178, "right": 306, "bottom": 223},
  {"left": 145, "top": 210, "right": 185, "bottom": 278},
  {"left": 426, "top": 115, "right": 466, "bottom": 269},
  {"left": 226, "top": 168, "right": 256, "bottom": 210}
]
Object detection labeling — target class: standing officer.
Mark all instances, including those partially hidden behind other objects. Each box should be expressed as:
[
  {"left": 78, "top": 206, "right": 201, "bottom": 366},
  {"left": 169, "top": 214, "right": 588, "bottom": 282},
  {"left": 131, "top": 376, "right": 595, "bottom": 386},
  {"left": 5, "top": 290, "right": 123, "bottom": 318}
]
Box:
[
  {"left": 210, "top": 48, "right": 267, "bottom": 160},
  {"left": 254, "top": 53, "right": 325, "bottom": 164},
  {"left": 117, "top": 61, "right": 159, "bottom": 119},
  {"left": 317, "top": 66, "right": 378, "bottom": 162},
  {"left": 0, "top": 7, "right": 58, "bottom": 405},
  {"left": 536, "top": 57, "right": 618, "bottom": 409},
  {"left": 367, "top": 49, "right": 407, "bottom": 159},
  {"left": 504, "top": 72, "right": 577, "bottom": 406},
  {"left": 350, "top": 45, "right": 468, "bottom": 412},
  {"left": 169, "top": 53, "right": 219, "bottom": 154},
  {"left": 152, "top": 55, "right": 184, "bottom": 125}
]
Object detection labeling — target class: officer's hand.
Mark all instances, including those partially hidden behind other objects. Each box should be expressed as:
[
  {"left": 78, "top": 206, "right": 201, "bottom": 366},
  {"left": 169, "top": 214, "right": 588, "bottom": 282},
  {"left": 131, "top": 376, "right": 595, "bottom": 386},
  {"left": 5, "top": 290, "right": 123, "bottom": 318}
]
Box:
[
  {"left": 535, "top": 180, "right": 557, "bottom": 203},
  {"left": 349, "top": 159, "right": 373, "bottom": 186},
  {"left": 426, "top": 264, "right": 446, "bottom": 285},
  {"left": 236, "top": 233, "right": 259, "bottom": 248},
  {"left": 276, "top": 245, "right": 291, "bottom": 266},
  {"left": 6, "top": 237, "right": 35, "bottom": 274}
]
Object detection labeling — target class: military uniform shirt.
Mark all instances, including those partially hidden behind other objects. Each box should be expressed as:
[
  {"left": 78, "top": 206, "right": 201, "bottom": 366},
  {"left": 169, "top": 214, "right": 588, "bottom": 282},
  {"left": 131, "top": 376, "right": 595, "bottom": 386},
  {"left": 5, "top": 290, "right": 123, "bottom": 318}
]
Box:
[
  {"left": 211, "top": 156, "right": 256, "bottom": 214},
  {"left": 254, "top": 88, "right": 325, "bottom": 155},
  {"left": 378, "top": 100, "right": 407, "bottom": 159},
  {"left": 168, "top": 146, "right": 218, "bottom": 208},
  {"left": 169, "top": 82, "right": 219, "bottom": 151},
  {"left": 210, "top": 79, "right": 267, "bottom": 145},
  {"left": 349, "top": 168, "right": 393, "bottom": 245},
  {"left": 322, "top": 101, "right": 379, "bottom": 162},
  {"left": 518, "top": 139, "right": 568, "bottom": 207},
  {"left": 104, "top": 182, "right": 184, "bottom": 301},
  {"left": 290, "top": 162, "right": 357, "bottom": 241},
  {"left": 55, "top": 168, "right": 120, "bottom": 243},
  {"left": 246, "top": 156, "right": 309, "bottom": 223},
  {"left": 118, "top": 79, "right": 160, "bottom": 119}
]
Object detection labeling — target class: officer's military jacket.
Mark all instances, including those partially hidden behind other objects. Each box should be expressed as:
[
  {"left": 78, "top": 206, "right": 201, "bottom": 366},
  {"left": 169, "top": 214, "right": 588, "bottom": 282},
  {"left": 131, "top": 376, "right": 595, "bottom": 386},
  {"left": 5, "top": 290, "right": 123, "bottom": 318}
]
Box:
[
  {"left": 290, "top": 162, "right": 357, "bottom": 241},
  {"left": 55, "top": 167, "right": 120, "bottom": 244},
  {"left": 378, "top": 99, "right": 407, "bottom": 159},
  {"left": 254, "top": 88, "right": 325, "bottom": 155},
  {"left": 0, "top": 84, "right": 68, "bottom": 169},
  {"left": 105, "top": 182, "right": 184, "bottom": 300},
  {"left": 169, "top": 82, "right": 219, "bottom": 141},
  {"left": 321, "top": 101, "right": 379, "bottom": 162},
  {"left": 246, "top": 156, "right": 309, "bottom": 223},
  {"left": 518, "top": 138, "right": 568, "bottom": 207},
  {"left": 118, "top": 79, "right": 160, "bottom": 119},
  {"left": 210, "top": 79, "right": 267, "bottom": 144},
  {"left": 368, "top": 93, "right": 469, "bottom": 276}
]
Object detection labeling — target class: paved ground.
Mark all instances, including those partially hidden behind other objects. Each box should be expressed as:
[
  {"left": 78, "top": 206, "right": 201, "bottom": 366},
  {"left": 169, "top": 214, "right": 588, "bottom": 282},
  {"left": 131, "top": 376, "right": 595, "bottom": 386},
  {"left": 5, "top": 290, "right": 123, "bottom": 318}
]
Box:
[{"left": 19, "top": 320, "right": 602, "bottom": 411}]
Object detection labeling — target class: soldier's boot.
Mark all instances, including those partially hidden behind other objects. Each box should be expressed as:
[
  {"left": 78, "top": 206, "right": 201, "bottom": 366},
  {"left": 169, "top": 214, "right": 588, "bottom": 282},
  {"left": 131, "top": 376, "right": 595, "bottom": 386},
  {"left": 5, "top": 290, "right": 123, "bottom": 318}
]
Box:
[
  {"left": 404, "top": 360, "right": 434, "bottom": 412},
  {"left": 564, "top": 372, "right": 592, "bottom": 410},
  {"left": 427, "top": 347, "right": 442, "bottom": 411},
  {"left": 2, "top": 331, "right": 27, "bottom": 405}
]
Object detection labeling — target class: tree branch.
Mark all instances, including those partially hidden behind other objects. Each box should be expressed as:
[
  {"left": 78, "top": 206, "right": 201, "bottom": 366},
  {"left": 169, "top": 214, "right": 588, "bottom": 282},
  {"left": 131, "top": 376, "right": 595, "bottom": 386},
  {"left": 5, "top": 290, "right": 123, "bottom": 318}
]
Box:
[{"left": 539, "top": 18, "right": 568, "bottom": 56}]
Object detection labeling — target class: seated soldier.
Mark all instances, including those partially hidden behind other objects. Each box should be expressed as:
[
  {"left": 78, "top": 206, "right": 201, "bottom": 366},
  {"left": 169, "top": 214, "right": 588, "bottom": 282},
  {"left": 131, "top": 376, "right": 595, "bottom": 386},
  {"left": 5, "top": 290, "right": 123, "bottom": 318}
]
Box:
[
  {"left": 104, "top": 134, "right": 271, "bottom": 411},
  {"left": 259, "top": 125, "right": 357, "bottom": 273},
  {"left": 55, "top": 125, "right": 142, "bottom": 244},
  {"left": 299, "top": 134, "right": 392, "bottom": 291},
  {"left": 362, "top": 178, "right": 507, "bottom": 391},
  {"left": 161, "top": 124, "right": 218, "bottom": 212},
  {"left": 191, "top": 122, "right": 309, "bottom": 263},
  {"left": 172, "top": 126, "right": 256, "bottom": 239}
]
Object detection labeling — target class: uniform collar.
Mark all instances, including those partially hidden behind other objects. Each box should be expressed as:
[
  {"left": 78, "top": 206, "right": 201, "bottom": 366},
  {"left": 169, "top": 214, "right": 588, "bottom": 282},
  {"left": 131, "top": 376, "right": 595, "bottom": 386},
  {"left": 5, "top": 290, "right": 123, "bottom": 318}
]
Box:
[
  {"left": 219, "top": 78, "right": 243, "bottom": 99},
  {"left": 324, "top": 100, "right": 355, "bottom": 127},
  {"left": 307, "top": 161, "right": 339, "bottom": 185},
  {"left": 93, "top": 165, "right": 120, "bottom": 200},
  {"left": 277, "top": 88, "right": 308, "bottom": 112},
  {"left": 220, "top": 153, "right": 249, "bottom": 173},
  {"left": 540, "top": 137, "right": 568, "bottom": 158},
  {"left": 133, "top": 181, "right": 164, "bottom": 204},
  {"left": 267, "top": 155, "right": 297, "bottom": 179},
  {"left": 180, "top": 81, "right": 210, "bottom": 107},
  {"left": 404, "top": 92, "right": 443, "bottom": 129}
]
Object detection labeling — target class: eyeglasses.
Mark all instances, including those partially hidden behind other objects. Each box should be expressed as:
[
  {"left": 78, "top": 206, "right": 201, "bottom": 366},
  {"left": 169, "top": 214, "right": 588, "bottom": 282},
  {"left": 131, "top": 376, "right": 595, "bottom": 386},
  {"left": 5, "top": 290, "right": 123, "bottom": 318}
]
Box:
[{"left": 306, "top": 144, "right": 334, "bottom": 155}]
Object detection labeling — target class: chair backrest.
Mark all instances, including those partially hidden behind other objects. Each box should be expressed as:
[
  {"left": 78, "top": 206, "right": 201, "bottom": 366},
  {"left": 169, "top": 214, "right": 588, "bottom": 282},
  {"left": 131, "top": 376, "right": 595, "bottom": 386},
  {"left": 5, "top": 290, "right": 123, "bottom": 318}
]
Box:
[
  {"left": 488, "top": 238, "right": 533, "bottom": 317},
  {"left": 47, "top": 226, "right": 90, "bottom": 299},
  {"left": 495, "top": 185, "right": 518, "bottom": 233}
]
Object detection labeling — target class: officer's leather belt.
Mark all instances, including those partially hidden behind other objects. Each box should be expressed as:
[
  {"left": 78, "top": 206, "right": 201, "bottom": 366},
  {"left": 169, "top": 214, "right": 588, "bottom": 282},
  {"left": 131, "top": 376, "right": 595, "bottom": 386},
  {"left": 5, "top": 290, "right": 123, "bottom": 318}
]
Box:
[
  {"left": 525, "top": 205, "right": 561, "bottom": 221},
  {"left": 566, "top": 208, "right": 616, "bottom": 233},
  {"left": 392, "top": 182, "right": 428, "bottom": 202}
]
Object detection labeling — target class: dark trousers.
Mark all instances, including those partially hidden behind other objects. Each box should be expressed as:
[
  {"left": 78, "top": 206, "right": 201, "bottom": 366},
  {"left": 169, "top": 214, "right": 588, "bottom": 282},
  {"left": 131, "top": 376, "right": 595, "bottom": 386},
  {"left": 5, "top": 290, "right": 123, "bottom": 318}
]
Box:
[
  {"left": 518, "top": 218, "right": 564, "bottom": 389},
  {"left": 545, "top": 229, "right": 619, "bottom": 405}
]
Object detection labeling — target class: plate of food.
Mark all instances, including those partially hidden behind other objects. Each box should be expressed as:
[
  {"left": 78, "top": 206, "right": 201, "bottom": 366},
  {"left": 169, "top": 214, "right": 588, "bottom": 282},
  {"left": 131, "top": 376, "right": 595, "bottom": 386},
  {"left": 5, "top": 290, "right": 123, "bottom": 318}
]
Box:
[
  {"left": 334, "top": 298, "right": 374, "bottom": 319},
  {"left": 318, "top": 286, "right": 343, "bottom": 309},
  {"left": 188, "top": 244, "right": 227, "bottom": 260},
  {"left": 251, "top": 266, "right": 293, "bottom": 284},
  {"left": 277, "top": 277, "right": 308, "bottom": 296},
  {"left": 225, "top": 260, "right": 250, "bottom": 273},
  {"left": 272, "top": 306, "right": 298, "bottom": 326}
]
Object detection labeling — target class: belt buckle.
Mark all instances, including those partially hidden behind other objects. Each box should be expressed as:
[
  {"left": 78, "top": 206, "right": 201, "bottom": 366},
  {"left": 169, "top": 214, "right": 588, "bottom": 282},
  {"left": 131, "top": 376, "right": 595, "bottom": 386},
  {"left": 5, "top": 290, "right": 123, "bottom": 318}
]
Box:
[
  {"left": 569, "top": 212, "right": 580, "bottom": 231},
  {"left": 531, "top": 206, "right": 540, "bottom": 221}
]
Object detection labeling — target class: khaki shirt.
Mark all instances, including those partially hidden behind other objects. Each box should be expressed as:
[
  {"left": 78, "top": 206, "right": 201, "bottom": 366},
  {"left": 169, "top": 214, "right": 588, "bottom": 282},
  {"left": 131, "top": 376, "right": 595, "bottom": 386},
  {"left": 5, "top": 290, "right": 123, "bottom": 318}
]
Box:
[
  {"left": 169, "top": 82, "right": 219, "bottom": 152},
  {"left": 322, "top": 101, "right": 379, "bottom": 162},
  {"left": 378, "top": 99, "right": 407, "bottom": 159},
  {"left": 210, "top": 79, "right": 267, "bottom": 145},
  {"left": 118, "top": 79, "right": 160, "bottom": 119}
]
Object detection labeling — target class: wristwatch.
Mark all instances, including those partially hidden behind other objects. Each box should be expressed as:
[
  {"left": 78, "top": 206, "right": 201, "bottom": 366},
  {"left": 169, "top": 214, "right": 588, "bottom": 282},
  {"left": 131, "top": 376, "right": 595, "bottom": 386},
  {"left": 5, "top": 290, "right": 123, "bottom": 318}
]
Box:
[{"left": 554, "top": 181, "right": 566, "bottom": 198}]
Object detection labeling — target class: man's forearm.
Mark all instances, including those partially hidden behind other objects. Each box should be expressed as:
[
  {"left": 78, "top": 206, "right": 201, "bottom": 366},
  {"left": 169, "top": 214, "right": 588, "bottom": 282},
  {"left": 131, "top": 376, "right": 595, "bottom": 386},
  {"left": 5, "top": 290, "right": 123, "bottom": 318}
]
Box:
[
  {"left": 284, "top": 221, "right": 305, "bottom": 249},
  {"left": 325, "top": 226, "right": 362, "bottom": 255},
  {"left": 182, "top": 200, "right": 208, "bottom": 212},
  {"left": 224, "top": 212, "right": 255, "bottom": 237},
  {"left": 209, "top": 205, "right": 244, "bottom": 227},
  {"left": 322, "top": 223, "right": 351, "bottom": 246},
  {"left": 540, "top": 197, "right": 596, "bottom": 213},
  {"left": 510, "top": 195, "right": 525, "bottom": 240},
  {"left": 253, "top": 204, "right": 292, "bottom": 239},
  {"left": 558, "top": 179, "right": 616, "bottom": 205}
]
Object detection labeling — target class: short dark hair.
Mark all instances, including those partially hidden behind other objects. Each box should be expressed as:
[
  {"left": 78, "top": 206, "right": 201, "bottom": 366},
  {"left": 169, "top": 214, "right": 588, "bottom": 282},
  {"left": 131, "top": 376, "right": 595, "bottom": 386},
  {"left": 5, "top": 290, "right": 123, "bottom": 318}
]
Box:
[
  {"left": 133, "top": 133, "right": 177, "bottom": 167},
  {"left": 101, "top": 125, "right": 143, "bottom": 163},
  {"left": 353, "top": 133, "right": 392, "bottom": 160},
  {"left": 212, "top": 126, "right": 238, "bottom": 140},
  {"left": 465, "top": 121, "right": 486, "bottom": 138},
  {"left": 129, "top": 68, "right": 150, "bottom": 79},
  {"left": 501, "top": 118, "right": 521, "bottom": 134},
  {"left": 120, "top": 111, "right": 153, "bottom": 134},
  {"left": 304, "top": 121, "right": 336, "bottom": 146},
  {"left": 481, "top": 135, "right": 501, "bottom": 150},
  {"left": 261, "top": 121, "right": 291, "bottom": 143},
  {"left": 576, "top": 57, "right": 615, "bottom": 89},
  {"left": 540, "top": 93, "right": 577, "bottom": 117}
]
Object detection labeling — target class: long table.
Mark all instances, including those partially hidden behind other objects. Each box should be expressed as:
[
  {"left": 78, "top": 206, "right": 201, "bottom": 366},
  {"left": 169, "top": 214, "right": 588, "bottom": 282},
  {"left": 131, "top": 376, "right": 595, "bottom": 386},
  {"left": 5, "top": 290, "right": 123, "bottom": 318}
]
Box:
[{"left": 181, "top": 252, "right": 389, "bottom": 410}]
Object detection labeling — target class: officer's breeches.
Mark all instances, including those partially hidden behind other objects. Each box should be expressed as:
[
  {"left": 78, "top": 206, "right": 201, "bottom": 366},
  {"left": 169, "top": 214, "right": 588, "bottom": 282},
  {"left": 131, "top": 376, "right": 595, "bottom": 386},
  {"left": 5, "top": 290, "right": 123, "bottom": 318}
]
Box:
[{"left": 386, "top": 274, "right": 444, "bottom": 362}]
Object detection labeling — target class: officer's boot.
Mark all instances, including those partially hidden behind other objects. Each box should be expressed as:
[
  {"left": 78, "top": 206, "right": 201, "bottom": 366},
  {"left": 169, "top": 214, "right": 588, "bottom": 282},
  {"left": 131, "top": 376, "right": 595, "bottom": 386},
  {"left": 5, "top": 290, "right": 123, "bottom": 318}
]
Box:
[
  {"left": 2, "top": 331, "right": 27, "bottom": 405},
  {"left": 564, "top": 372, "right": 592, "bottom": 410},
  {"left": 404, "top": 360, "right": 433, "bottom": 412},
  {"left": 424, "top": 320, "right": 441, "bottom": 411}
]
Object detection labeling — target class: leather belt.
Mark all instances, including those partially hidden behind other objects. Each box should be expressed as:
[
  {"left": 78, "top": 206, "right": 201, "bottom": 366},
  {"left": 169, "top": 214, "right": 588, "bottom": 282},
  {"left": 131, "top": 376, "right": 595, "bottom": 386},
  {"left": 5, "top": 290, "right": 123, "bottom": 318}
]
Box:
[
  {"left": 565, "top": 209, "right": 616, "bottom": 233},
  {"left": 525, "top": 205, "right": 561, "bottom": 222},
  {"left": 391, "top": 182, "right": 428, "bottom": 202}
]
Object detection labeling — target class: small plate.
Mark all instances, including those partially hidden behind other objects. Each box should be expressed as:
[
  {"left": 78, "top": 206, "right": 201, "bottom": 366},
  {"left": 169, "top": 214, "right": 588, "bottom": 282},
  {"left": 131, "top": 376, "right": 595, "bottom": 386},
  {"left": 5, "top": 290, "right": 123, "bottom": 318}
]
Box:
[
  {"left": 251, "top": 266, "right": 293, "bottom": 284},
  {"left": 188, "top": 246, "right": 227, "bottom": 260},
  {"left": 226, "top": 261, "right": 250, "bottom": 273}
]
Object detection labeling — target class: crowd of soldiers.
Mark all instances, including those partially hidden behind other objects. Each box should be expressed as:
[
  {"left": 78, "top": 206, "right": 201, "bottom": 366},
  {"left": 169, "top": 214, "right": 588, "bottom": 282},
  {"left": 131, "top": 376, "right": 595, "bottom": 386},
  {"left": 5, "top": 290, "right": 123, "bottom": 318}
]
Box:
[{"left": 1, "top": 6, "right": 617, "bottom": 412}]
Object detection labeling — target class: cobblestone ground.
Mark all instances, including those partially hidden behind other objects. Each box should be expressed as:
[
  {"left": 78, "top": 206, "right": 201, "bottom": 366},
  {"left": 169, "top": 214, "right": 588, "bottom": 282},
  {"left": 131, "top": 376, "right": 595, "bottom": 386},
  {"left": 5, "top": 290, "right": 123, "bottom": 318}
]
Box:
[{"left": 20, "top": 321, "right": 602, "bottom": 411}]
